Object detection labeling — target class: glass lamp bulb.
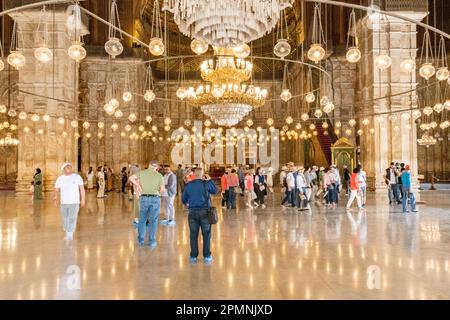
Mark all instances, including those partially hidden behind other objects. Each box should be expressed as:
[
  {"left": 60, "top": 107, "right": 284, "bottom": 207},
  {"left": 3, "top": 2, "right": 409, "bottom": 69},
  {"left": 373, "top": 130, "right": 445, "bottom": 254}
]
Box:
[
  {"left": 122, "top": 91, "right": 132, "bottom": 102},
  {"left": 436, "top": 67, "right": 449, "bottom": 81},
  {"left": 104, "top": 37, "right": 123, "bottom": 58},
  {"left": 176, "top": 87, "right": 187, "bottom": 100},
  {"left": 18, "top": 112, "right": 27, "bottom": 120},
  {"left": 433, "top": 103, "right": 444, "bottom": 113},
  {"left": 34, "top": 46, "right": 53, "bottom": 63},
  {"left": 301, "top": 113, "right": 309, "bottom": 121},
  {"left": 104, "top": 103, "right": 115, "bottom": 115},
  {"left": 346, "top": 47, "right": 361, "bottom": 63},
  {"left": 444, "top": 100, "right": 450, "bottom": 110},
  {"left": 190, "top": 39, "right": 208, "bottom": 55},
  {"left": 7, "top": 51, "right": 26, "bottom": 69},
  {"left": 274, "top": 39, "right": 291, "bottom": 59},
  {"left": 0, "top": 104, "right": 6, "bottom": 113},
  {"left": 114, "top": 110, "right": 123, "bottom": 118},
  {"left": 307, "top": 43, "right": 325, "bottom": 63},
  {"left": 400, "top": 59, "right": 416, "bottom": 73},
  {"left": 67, "top": 41, "right": 86, "bottom": 61},
  {"left": 128, "top": 113, "right": 137, "bottom": 122},
  {"left": 0, "top": 60, "right": 4, "bottom": 71},
  {"left": 349, "top": 119, "right": 357, "bottom": 127},
  {"left": 280, "top": 89, "right": 292, "bottom": 102},
  {"left": 149, "top": 37, "right": 165, "bottom": 56},
  {"left": 305, "top": 92, "right": 316, "bottom": 103},
  {"left": 423, "top": 106, "right": 433, "bottom": 116},
  {"left": 144, "top": 89, "right": 156, "bottom": 102},
  {"left": 419, "top": 63, "right": 435, "bottom": 80},
  {"left": 314, "top": 109, "right": 323, "bottom": 118},
  {"left": 320, "top": 96, "right": 329, "bottom": 106},
  {"left": 8, "top": 109, "right": 17, "bottom": 117},
  {"left": 375, "top": 54, "right": 392, "bottom": 70}
]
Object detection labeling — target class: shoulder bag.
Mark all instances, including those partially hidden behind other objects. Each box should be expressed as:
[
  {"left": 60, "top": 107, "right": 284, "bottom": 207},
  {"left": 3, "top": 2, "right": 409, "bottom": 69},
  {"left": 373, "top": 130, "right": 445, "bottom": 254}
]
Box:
[{"left": 202, "top": 181, "right": 218, "bottom": 224}]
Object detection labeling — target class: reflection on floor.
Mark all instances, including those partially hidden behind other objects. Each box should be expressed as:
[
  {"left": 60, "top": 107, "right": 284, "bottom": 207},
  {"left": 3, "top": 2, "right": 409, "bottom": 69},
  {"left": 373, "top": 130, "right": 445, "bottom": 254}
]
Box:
[{"left": 0, "top": 189, "right": 449, "bottom": 299}]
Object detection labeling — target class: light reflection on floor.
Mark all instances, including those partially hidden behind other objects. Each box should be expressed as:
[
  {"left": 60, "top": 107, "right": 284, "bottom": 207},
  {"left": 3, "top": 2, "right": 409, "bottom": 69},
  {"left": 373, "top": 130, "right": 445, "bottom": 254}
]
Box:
[{"left": 0, "top": 190, "right": 449, "bottom": 299}]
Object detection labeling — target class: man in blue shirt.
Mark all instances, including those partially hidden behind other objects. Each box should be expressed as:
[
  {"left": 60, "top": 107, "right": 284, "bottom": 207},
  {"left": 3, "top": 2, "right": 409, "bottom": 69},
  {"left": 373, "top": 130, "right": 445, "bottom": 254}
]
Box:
[
  {"left": 182, "top": 168, "right": 217, "bottom": 264},
  {"left": 400, "top": 165, "right": 418, "bottom": 213}
]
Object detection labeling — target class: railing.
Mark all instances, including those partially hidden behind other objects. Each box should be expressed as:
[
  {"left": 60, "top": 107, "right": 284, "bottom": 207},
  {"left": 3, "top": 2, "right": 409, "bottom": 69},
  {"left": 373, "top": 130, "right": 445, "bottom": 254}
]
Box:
[{"left": 383, "top": 0, "right": 428, "bottom": 12}]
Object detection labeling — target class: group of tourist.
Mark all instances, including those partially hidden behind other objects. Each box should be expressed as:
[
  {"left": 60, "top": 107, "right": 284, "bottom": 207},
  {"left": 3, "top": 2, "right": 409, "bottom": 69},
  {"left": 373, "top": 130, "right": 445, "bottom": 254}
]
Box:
[
  {"left": 277, "top": 163, "right": 364, "bottom": 211},
  {"left": 41, "top": 157, "right": 420, "bottom": 265},
  {"left": 384, "top": 162, "right": 418, "bottom": 213},
  {"left": 219, "top": 166, "right": 273, "bottom": 210}
]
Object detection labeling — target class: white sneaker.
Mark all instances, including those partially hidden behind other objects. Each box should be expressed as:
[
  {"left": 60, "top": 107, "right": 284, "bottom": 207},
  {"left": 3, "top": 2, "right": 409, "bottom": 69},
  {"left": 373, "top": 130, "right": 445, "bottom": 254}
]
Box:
[{"left": 261, "top": 204, "right": 266, "bottom": 209}]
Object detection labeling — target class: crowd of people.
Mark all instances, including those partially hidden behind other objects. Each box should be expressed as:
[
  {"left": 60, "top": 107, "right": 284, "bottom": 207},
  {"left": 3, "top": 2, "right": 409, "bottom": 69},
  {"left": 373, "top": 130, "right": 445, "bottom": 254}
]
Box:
[
  {"left": 384, "top": 162, "right": 418, "bottom": 213},
  {"left": 40, "top": 158, "right": 420, "bottom": 265}
]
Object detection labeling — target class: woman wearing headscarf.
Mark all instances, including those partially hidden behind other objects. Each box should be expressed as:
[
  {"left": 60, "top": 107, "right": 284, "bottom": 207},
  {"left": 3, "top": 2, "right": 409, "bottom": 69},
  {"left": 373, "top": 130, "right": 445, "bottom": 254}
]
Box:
[{"left": 33, "top": 168, "right": 43, "bottom": 200}]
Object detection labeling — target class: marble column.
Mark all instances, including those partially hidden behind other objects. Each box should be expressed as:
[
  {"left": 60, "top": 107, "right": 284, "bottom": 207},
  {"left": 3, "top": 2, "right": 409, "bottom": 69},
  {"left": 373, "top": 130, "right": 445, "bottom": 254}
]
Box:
[
  {"left": 358, "top": 9, "right": 426, "bottom": 192},
  {"left": 11, "top": 10, "right": 88, "bottom": 193},
  {"left": 78, "top": 57, "right": 146, "bottom": 173}
]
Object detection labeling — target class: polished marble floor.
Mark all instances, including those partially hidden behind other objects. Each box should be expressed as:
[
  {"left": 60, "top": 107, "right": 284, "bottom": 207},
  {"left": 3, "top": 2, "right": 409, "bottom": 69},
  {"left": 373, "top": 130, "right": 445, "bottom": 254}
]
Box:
[{"left": 0, "top": 188, "right": 449, "bottom": 300}]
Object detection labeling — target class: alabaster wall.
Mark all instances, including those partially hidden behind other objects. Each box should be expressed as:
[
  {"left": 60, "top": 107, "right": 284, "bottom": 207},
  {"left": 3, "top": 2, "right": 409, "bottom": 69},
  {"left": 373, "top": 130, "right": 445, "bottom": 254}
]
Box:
[
  {"left": 11, "top": 10, "right": 81, "bottom": 193},
  {"left": 78, "top": 57, "right": 149, "bottom": 175}
]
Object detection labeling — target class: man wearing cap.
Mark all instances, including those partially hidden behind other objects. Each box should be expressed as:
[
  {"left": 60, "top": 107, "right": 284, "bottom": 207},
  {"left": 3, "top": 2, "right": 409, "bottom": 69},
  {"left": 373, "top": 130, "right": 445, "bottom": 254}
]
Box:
[
  {"left": 54, "top": 163, "right": 85, "bottom": 241},
  {"left": 129, "top": 160, "right": 165, "bottom": 248}
]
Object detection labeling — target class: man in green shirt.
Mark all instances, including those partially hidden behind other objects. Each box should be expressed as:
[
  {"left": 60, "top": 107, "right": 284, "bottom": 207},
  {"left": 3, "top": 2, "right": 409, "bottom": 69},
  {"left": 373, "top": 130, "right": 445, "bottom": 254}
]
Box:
[{"left": 129, "top": 160, "right": 165, "bottom": 248}]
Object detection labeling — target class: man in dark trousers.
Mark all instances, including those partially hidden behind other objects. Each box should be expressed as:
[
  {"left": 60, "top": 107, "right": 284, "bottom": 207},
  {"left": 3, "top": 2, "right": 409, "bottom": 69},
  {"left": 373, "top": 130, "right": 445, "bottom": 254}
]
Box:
[{"left": 182, "top": 168, "right": 217, "bottom": 265}]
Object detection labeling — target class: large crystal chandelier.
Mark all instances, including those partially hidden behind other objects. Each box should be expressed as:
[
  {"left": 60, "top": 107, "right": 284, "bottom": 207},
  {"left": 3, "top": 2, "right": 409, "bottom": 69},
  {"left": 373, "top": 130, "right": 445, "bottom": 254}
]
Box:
[
  {"left": 163, "top": 0, "right": 294, "bottom": 48},
  {"left": 0, "top": 133, "right": 19, "bottom": 147},
  {"left": 417, "top": 133, "right": 437, "bottom": 147},
  {"left": 186, "top": 48, "right": 267, "bottom": 126}
]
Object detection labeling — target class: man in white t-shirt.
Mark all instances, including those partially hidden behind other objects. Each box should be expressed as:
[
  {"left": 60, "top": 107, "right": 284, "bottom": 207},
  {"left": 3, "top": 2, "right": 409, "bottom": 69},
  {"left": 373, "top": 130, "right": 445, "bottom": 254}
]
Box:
[{"left": 54, "top": 163, "right": 85, "bottom": 241}]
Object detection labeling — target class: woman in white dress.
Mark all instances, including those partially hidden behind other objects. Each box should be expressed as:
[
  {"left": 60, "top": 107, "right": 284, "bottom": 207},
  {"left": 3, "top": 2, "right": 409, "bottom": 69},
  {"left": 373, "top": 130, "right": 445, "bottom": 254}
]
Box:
[
  {"left": 97, "top": 166, "right": 105, "bottom": 198},
  {"left": 86, "top": 166, "right": 94, "bottom": 191}
]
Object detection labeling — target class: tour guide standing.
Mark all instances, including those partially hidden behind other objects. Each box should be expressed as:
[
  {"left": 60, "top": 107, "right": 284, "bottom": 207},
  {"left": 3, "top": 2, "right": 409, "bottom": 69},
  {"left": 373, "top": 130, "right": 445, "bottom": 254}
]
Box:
[
  {"left": 54, "top": 163, "right": 85, "bottom": 241},
  {"left": 182, "top": 168, "right": 217, "bottom": 264},
  {"left": 129, "top": 160, "right": 165, "bottom": 248}
]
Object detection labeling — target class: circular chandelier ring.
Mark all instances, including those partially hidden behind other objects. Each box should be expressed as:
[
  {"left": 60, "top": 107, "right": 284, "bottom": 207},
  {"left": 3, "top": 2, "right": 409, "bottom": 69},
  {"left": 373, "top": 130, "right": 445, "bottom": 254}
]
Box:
[
  {"left": 132, "top": 88, "right": 322, "bottom": 104},
  {"left": 141, "top": 54, "right": 330, "bottom": 77}
]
